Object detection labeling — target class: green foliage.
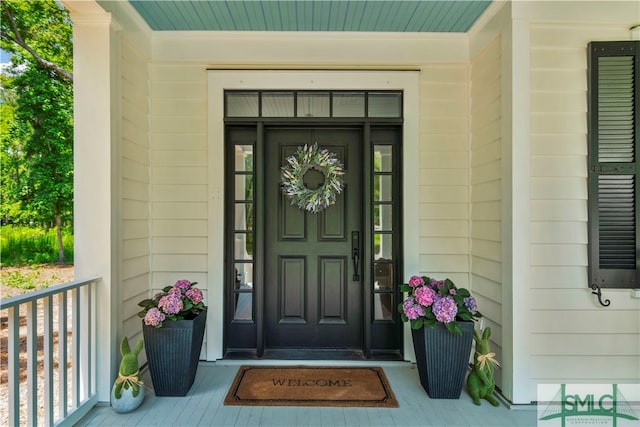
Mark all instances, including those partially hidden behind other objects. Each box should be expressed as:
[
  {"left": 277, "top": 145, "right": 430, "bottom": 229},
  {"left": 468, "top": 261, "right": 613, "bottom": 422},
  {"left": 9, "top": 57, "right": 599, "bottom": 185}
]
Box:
[
  {"left": 3, "top": 268, "right": 39, "bottom": 290},
  {"left": 0, "top": 1, "right": 74, "bottom": 262},
  {"left": 0, "top": 0, "right": 73, "bottom": 80},
  {"left": 0, "top": 225, "right": 73, "bottom": 266}
]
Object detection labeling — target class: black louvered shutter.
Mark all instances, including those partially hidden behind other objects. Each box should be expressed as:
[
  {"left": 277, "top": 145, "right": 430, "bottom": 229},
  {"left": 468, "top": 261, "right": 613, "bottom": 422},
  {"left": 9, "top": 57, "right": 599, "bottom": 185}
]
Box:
[{"left": 588, "top": 41, "right": 640, "bottom": 289}]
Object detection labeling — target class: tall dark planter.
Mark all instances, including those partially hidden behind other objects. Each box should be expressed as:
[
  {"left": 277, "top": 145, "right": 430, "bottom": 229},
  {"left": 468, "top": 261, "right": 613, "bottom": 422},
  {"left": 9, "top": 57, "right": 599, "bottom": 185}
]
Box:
[
  {"left": 411, "top": 321, "right": 474, "bottom": 399},
  {"left": 142, "top": 310, "right": 207, "bottom": 396}
]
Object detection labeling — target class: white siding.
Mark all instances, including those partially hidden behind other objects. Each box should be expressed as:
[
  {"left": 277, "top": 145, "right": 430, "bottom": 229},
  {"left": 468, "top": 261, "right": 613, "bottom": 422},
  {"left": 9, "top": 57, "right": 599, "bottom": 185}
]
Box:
[
  {"left": 529, "top": 19, "right": 640, "bottom": 385},
  {"left": 149, "top": 64, "right": 210, "bottom": 356},
  {"left": 470, "top": 35, "right": 503, "bottom": 388},
  {"left": 418, "top": 64, "right": 471, "bottom": 287},
  {"left": 120, "top": 39, "right": 150, "bottom": 347}
]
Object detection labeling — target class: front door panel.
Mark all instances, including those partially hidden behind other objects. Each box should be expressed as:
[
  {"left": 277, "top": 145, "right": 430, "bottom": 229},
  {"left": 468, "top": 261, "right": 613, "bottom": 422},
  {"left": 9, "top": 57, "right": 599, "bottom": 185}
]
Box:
[{"left": 265, "top": 128, "right": 362, "bottom": 349}]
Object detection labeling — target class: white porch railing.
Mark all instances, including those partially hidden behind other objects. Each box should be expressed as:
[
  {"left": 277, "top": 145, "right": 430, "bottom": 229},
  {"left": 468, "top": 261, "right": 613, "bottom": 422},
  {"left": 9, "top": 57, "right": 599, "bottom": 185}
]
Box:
[{"left": 1, "top": 276, "right": 100, "bottom": 427}]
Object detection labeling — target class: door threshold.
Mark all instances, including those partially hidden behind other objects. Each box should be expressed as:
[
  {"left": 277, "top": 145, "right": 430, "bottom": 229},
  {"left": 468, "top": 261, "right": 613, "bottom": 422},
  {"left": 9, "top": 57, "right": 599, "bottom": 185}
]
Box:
[{"left": 223, "top": 348, "right": 404, "bottom": 361}]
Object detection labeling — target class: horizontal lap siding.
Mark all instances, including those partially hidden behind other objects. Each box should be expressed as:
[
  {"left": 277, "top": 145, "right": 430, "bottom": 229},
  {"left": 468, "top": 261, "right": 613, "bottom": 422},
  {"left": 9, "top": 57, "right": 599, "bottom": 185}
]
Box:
[
  {"left": 470, "top": 36, "right": 503, "bottom": 387},
  {"left": 529, "top": 23, "right": 640, "bottom": 384},
  {"left": 121, "top": 40, "right": 150, "bottom": 345},
  {"left": 418, "top": 65, "right": 471, "bottom": 289},
  {"left": 150, "top": 64, "right": 209, "bottom": 356}
]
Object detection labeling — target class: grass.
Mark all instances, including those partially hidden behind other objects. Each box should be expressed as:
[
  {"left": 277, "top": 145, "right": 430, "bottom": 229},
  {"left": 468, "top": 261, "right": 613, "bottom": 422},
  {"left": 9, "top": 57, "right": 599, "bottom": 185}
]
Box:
[{"left": 1, "top": 225, "right": 74, "bottom": 266}]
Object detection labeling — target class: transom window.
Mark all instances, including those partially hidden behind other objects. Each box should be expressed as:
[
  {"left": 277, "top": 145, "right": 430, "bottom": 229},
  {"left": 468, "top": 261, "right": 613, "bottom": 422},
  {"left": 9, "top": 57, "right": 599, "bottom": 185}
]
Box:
[{"left": 225, "top": 90, "right": 402, "bottom": 118}]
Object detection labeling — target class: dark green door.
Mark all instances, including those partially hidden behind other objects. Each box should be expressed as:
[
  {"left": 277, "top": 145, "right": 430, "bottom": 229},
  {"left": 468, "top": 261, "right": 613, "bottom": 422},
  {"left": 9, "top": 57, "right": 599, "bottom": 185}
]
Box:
[{"left": 265, "top": 127, "right": 363, "bottom": 349}]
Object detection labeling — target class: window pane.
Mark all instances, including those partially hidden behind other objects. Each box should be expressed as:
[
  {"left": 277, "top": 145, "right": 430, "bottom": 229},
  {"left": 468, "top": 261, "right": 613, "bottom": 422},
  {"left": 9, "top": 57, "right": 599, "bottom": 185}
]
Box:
[
  {"left": 234, "top": 263, "right": 253, "bottom": 290},
  {"left": 235, "top": 145, "right": 253, "bottom": 172},
  {"left": 235, "top": 175, "right": 253, "bottom": 200},
  {"left": 234, "top": 233, "right": 253, "bottom": 260},
  {"left": 369, "top": 93, "right": 402, "bottom": 118},
  {"left": 374, "top": 233, "right": 393, "bottom": 260},
  {"left": 374, "top": 175, "right": 393, "bottom": 202},
  {"left": 234, "top": 293, "right": 253, "bottom": 320},
  {"left": 234, "top": 203, "right": 253, "bottom": 231},
  {"left": 373, "top": 293, "right": 394, "bottom": 321},
  {"left": 227, "top": 92, "right": 259, "bottom": 117},
  {"left": 374, "top": 262, "right": 393, "bottom": 290},
  {"left": 262, "top": 92, "right": 294, "bottom": 117},
  {"left": 297, "top": 92, "right": 330, "bottom": 117},
  {"left": 374, "top": 204, "right": 392, "bottom": 231},
  {"left": 333, "top": 92, "right": 365, "bottom": 117},
  {"left": 374, "top": 145, "right": 393, "bottom": 172}
]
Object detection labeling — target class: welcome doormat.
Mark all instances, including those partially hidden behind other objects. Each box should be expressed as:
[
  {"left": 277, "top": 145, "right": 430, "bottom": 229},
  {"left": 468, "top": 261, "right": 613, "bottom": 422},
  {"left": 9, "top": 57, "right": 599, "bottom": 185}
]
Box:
[{"left": 224, "top": 365, "right": 399, "bottom": 408}]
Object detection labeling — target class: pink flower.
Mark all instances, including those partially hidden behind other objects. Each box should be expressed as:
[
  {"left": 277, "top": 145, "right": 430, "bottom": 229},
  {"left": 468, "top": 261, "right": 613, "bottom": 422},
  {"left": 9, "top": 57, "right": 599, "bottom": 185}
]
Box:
[
  {"left": 408, "top": 276, "right": 425, "bottom": 287},
  {"left": 402, "top": 298, "right": 425, "bottom": 320},
  {"left": 186, "top": 288, "right": 203, "bottom": 305},
  {"left": 449, "top": 288, "right": 457, "bottom": 295},
  {"left": 432, "top": 296, "right": 458, "bottom": 323},
  {"left": 158, "top": 293, "right": 183, "bottom": 314},
  {"left": 174, "top": 280, "right": 191, "bottom": 291},
  {"left": 144, "top": 308, "right": 166, "bottom": 327},
  {"left": 414, "top": 286, "right": 437, "bottom": 307}
]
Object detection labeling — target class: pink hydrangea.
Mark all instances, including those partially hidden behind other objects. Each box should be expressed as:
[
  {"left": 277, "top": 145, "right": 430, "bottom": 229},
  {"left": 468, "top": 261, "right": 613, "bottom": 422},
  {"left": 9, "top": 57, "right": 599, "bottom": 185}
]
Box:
[
  {"left": 158, "top": 293, "right": 183, "bottom": 314},
  {"left": 402, "top": 298, "right": 425, "bottom": 320},
  {"left": 186, "top": 288, "right": 203, "bottom": 305},
  {"left": 449, "top": 288, "right": 457, "bottom": 295},
  {"left": 174, "top": 279, "right": 192, "bottom": 291},
  {"left": 408, "top": 275, "right": 425, "bottom": 287},
  {"left": 414, "top": 285, "right": 437, "bottom": 307},
  {"left": 464, "top": 296, "right": 478, "bottom": 314},
  {"left": 144, "top": 308, "right": 166, "bottom": 327},
  {"left": 432, "top": 296, "right": 458, "bottom": 323}
]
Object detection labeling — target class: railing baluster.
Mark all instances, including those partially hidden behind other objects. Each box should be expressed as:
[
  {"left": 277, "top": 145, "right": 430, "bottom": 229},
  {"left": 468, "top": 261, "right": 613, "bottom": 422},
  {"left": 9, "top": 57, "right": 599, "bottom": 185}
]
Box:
[
  {"left": 73, "top": 287, "right": 81, "bottom": 405},
  {"left": 44, "top": 296, "right": 54, "bottom": 426},
  {"left": 26, "top": 300, "right": 38, "bottom": 426},
  {"left": 59, "top": 290, "right": 69, "bottom": 419},
  {"left": 8, "top": 306, "right": 20, "bottom": 426},
  {"left": 88, "top": 285, "right": 94, "bottom": 395}
]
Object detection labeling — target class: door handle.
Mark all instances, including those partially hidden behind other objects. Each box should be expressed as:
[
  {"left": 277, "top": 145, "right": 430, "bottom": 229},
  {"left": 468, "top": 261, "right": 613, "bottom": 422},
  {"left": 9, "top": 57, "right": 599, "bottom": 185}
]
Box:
[{"left": 351, "top": 231, "right": 360, "bottom": 281}]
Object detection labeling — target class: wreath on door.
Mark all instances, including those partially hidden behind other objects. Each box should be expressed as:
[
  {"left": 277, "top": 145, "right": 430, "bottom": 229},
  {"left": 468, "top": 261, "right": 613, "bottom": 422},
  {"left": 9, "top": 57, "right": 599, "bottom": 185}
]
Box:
[{"left": 281, "top": 143, "right": 345, "bottom": 214}]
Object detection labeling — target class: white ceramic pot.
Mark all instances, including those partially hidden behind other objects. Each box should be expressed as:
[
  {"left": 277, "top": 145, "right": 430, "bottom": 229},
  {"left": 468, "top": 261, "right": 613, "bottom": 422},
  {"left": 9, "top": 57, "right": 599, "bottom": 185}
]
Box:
[{"left": 110, "top": 382, "right": 144, "bottom": 413}]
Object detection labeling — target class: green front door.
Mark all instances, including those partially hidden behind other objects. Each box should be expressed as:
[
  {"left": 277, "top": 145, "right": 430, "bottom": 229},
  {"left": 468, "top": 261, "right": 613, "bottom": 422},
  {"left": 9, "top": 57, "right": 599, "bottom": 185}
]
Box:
[{"left": 264, "top": 127, "right": 363, "bottom": 350}]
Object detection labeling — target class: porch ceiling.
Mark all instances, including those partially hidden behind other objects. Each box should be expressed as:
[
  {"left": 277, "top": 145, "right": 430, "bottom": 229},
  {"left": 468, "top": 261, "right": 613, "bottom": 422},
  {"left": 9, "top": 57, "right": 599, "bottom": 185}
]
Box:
[{"left": 125, "top": 0, "right": 492, "bottom": 32}]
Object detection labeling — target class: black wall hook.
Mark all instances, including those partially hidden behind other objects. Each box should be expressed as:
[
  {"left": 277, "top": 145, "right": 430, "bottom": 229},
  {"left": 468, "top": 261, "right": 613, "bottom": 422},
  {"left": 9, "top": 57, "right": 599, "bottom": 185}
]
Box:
[{"left": 590, "top": 284, "right": 611, "bottom": 307}]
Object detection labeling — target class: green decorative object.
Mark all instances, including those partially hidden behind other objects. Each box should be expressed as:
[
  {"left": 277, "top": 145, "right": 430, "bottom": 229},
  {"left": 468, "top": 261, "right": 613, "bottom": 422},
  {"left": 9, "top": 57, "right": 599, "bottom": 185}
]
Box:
[
  {"left": 467, "top": 327, "right": 500, "bottom": 406},
  {"left": 281, "top": 143, "right": 344, "bottom": 214},
  {"left": 111, "top": 336, "right": 144, "bottom": 413}
]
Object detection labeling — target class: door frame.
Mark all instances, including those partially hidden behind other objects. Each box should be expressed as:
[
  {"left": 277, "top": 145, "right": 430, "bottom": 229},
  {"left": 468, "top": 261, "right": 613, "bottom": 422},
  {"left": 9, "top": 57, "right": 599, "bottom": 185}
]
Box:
[{"left": 207, "top": 70, "right": 420, "bottom": 361}]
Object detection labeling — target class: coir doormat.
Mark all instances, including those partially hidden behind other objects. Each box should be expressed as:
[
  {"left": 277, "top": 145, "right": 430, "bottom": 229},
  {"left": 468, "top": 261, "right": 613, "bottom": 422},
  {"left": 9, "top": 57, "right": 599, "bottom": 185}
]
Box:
[{"left": 224, "top": 365, "right": 399, "bottom": 408}]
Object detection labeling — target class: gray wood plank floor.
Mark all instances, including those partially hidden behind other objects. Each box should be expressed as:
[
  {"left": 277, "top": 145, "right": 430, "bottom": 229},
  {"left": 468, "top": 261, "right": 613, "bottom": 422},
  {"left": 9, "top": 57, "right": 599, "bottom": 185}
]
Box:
[{"left": 76, "top": 361, "right": 537, "bottom": 426}]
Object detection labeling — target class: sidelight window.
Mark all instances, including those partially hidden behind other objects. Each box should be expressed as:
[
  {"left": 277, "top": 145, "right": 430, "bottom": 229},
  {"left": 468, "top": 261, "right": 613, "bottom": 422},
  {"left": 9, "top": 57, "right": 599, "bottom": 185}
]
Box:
[{"left": 232, "top": 144, "right": 255, "bottom": 320}]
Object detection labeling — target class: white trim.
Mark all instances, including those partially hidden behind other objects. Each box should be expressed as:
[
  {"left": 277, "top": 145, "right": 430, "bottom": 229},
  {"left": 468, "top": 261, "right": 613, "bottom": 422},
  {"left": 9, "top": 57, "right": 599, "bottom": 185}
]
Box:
[{"left": 207, "top": 70, "right": 420, "bottom": 360}]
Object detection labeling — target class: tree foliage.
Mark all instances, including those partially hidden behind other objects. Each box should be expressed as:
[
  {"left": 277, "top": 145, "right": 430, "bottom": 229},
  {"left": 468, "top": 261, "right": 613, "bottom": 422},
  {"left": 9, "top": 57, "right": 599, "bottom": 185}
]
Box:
[
  {"left": 1, "top": 0, "right": 73, "bottom": 81},
  {"left": 0, "top": 0, "right": 73, "bottom": 262}
]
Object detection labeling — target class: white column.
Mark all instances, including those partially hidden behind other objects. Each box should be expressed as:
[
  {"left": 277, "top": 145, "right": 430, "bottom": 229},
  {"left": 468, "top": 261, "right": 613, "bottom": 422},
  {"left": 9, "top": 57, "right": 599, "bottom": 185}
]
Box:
[
  {"left": 501, "top": 17, "right": 533, "bottom": 405},
  {"left": 69, "top": 3, "right": 116, "bottom": 402}
]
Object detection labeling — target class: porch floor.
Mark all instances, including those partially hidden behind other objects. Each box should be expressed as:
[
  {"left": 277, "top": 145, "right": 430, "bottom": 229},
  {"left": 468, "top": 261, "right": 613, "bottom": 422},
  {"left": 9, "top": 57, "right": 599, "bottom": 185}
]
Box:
[{"left": 77, "top": 361, "right": 537, "bottom": 427}]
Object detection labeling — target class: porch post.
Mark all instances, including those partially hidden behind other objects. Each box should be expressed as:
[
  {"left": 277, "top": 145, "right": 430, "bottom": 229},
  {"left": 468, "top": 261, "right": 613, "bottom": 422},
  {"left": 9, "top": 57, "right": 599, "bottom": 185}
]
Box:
[
  {"left": 68, "top": 3, "right": 117, "bottom": 402},
  {"left": 501, "top": 17, "right": 534, "bottom": 405}
]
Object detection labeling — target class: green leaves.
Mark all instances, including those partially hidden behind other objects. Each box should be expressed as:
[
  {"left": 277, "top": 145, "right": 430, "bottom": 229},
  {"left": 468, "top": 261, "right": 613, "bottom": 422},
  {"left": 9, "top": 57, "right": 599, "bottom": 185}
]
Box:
[{"left": 1, "top": 1, "right": 73, "bottom": 262}]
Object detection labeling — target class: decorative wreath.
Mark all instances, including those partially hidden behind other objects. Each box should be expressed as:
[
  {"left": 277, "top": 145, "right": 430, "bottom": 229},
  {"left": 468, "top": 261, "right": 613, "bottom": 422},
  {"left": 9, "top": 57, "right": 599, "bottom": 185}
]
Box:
[{"left": 281, "top": 143, "right": 345, "bottom": 214}]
